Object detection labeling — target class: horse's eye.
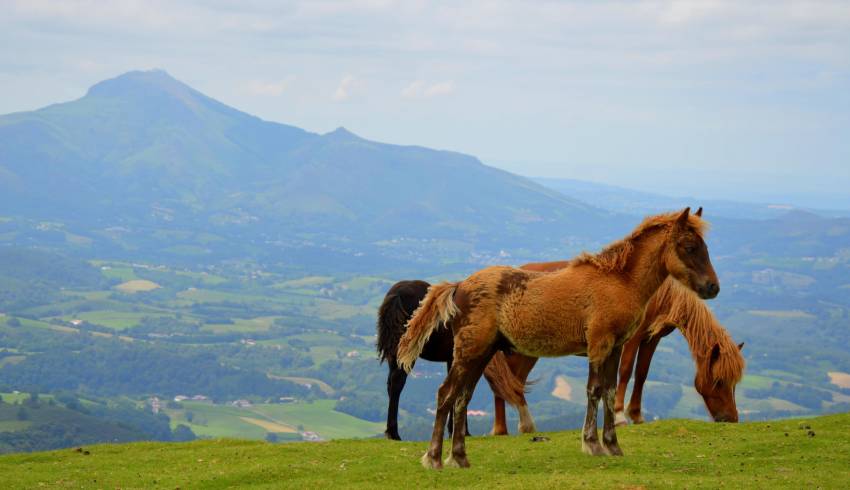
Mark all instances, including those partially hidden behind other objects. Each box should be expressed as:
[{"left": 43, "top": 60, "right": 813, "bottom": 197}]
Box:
[{"left": 684, "top": 245, "right": 696, "bottom": 254}]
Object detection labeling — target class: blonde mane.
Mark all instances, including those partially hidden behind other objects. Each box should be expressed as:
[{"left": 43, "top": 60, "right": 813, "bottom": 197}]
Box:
[
  {"left": 648, "top": 278, "right": 745, "bottom": 386},
  {"left": 574, "top": 211, "right": 708, "bottom": 273}
]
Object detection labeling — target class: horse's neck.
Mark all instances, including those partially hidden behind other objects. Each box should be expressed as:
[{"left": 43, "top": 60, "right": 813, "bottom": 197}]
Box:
[{"left": 624, "top": 231, "right": 669, "bottom": 304}]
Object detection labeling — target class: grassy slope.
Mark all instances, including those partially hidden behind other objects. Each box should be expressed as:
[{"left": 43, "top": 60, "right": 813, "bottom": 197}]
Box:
[{"left": 1, "top": 414, "right": 848, "bottom": 488}]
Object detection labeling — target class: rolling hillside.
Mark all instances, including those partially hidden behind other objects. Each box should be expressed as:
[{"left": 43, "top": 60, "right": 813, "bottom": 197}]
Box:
[
  {"left": 0, "top": 70, "right": 615, "bottom": 263},
  {"left": 0, "top": 413, "right": 847, "bottom": 488}
]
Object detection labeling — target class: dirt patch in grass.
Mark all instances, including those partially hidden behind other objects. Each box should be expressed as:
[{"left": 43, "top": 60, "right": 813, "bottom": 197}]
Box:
[
  {"left": 115, "top": 280, "right": 161, "bottom": 293},
  {"left": 238, "top": 417, "right": 297, "bottom": 433}
]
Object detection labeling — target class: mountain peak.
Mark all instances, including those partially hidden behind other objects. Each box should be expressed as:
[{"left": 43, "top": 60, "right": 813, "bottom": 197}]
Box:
[
  {"left": 323, "top": 127, "right": 360, "bottom": 140},
  {"left": 86, "top": 69, "right": 195, "bottom": 100}
]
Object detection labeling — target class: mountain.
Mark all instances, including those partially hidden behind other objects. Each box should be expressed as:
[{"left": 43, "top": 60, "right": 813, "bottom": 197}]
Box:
[
  {"left": 0, "top": 70, "right": 616, "bottom": 264},
  {"left": 534, "top": 177, "right": 850, "bottom": 220}
]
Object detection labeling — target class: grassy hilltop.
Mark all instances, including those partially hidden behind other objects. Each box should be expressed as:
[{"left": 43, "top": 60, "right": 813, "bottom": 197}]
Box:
[{"left": 1, "top": 413, "right": 848, "bottom": 489}]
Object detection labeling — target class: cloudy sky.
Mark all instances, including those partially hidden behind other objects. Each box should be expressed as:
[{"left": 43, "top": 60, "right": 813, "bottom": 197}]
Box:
[{"left": 2, "top": 1, "right": 849, "bottom": 207}]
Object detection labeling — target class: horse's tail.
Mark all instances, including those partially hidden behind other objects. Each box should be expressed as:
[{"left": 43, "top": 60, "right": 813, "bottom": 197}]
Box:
[
  {"left": 376, "top": 291, "right": 412, "bottom": 365},
  {"left": 397, "top": 282, "right": 459, "bottom": 373},
  {"left": 483, "top": 351, "right": 530, "bottom": 408}
]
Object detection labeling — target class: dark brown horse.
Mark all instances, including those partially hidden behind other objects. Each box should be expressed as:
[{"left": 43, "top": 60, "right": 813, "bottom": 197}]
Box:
[
  {"left": 488, "top": 276, "right": 746, "bottom": 436},
  {"left": 376, "top": 280, "right": 525, "bottom": 440},
  {"left": 398, "top": 209, "right": 718, "bottom": 468}
]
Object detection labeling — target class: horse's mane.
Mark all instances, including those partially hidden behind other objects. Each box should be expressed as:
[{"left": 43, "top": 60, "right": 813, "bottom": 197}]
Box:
[
  {"left": 648, "top": 278, "right": 745, "bottom": 386},
  {"left": 574, "top": 211, "right": 708, "bottom": 273}
]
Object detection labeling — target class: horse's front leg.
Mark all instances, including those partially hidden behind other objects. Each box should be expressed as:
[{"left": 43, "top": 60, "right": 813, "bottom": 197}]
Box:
[
  {"left": 615, "top": 335, "right": 641, "bottom": 426},
  {"left": 491, "top": 396, "right": 508, "bottom": 435},
  {"left": 601, "top": 345, "right": 624, "bottom": 456},
  {"left": 581, "top": 362, "right": 606, "bottom": 455},
  {"left": 628, "top": 336, "right": 661, "bottom": 424},
  {"left": 512, "top": 354, "right": 539, "bottom": 433}
]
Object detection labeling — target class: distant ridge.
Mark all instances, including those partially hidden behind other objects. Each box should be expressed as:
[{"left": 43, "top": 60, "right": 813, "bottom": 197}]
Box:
[{"left": 0, "top": 70, "right": 618, "bottom": 263}]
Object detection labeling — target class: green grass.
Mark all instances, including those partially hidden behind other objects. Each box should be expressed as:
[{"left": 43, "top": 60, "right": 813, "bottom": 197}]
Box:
[
  {"left": 249, "top": 400, "right": 383, "bottom": 440},
  {"left": 59, "top": 311, "right": 172, "bottom": 330},
  {"left": 201, "top": 317, "right": 277, "bottom": 334},
  {"left": 0, "top": 414, "right": 848, "bottom": 488},
  {"left": 165, "top": 400, "right": 382, "bottom": 441}
]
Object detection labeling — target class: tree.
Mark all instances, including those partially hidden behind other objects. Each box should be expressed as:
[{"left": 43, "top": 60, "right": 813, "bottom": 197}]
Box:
[
  {"left": 15, "top": 407, "right": 28, "bottom": 421},
  {"left": 172, "top": 424, "right": 196, "bottom": 442}
]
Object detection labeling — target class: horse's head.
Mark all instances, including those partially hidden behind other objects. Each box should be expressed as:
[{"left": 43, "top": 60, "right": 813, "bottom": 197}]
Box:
[
  {"left": 664, "top": 207, "right": 719, "bottom": 299},
  {"left": 695, "top": 342, "right": 744, "bottom": 422}
]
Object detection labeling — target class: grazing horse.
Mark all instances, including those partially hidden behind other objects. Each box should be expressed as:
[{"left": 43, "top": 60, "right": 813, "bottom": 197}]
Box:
[
  {"left": 398, "top": 208, "right": 718, "bottom": 469},
  {"left": 488, "top": 275, "right": 746, "bottom": 436},
  {"left": 376, "top": 280, "right": 525, "bottom": 440},
  {"left": 615, "top": 277, "right": 745, "bottom": 425}
]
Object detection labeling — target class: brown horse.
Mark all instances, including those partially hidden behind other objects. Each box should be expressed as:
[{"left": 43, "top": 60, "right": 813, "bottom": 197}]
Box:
[
  {"left": 398, "top": 208, "right": 718, "bottom": 469},
  {"left": 488, "top": 275, "right": 746, "bottom": 436}
]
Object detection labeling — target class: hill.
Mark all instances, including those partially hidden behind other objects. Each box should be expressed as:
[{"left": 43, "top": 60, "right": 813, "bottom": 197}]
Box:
[
  {"left": 0, "top": 413, "right": 847, "bottom": 488},
  {"left": 0, "top": 70, "right": 615, "bottom": 265}
]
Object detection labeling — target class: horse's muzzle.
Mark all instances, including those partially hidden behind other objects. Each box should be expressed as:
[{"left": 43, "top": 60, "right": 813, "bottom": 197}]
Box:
[
  {"left": 699, "top": 282, "right": 719, "bottom": 299},
  {"left": 713, "top": 413, "right": 738, "bottom": 423}
]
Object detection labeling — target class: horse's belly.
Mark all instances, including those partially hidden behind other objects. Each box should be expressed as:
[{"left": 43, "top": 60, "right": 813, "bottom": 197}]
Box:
[{"left": 502, "top": 319, "right": 587, "bottom": 358}]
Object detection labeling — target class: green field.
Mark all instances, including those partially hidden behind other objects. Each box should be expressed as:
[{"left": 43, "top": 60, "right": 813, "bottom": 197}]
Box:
[
  {"left": 165, "top": 400, "right": 382, "bottom": 441},
  {"left": 1, "top": 413, "right": 847, "bottom": 488}
]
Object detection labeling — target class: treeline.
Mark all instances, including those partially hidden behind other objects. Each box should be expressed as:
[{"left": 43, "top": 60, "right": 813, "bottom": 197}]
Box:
[
  {"left": 746, "top": 382, "right": 832, "bottom": 410},
  {"left": 0, "top": 248, "right": 107, "bottom": 312},
  {"left": 0, "top": 394, "right": 195, "bottom": 454},
  {"left": 0, "top": 339, "right": 310, "bottom": 401}
]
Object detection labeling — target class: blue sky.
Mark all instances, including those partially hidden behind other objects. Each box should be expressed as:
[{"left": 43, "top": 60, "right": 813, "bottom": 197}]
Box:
[{"left": 2, "top": 1, "right": 849, "bottom": 207}]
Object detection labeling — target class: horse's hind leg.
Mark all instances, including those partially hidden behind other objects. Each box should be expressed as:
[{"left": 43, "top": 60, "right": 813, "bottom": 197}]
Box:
[
  {"left": 385, "top": 361, "right": 408, "bottom": 440},
  {"left": 445, "top": 359, "right": 470, "bottom": 437},
  {"left": 601, "top": 345, "right": 624, "bottom": 456},
  {"left": 581, "top": 362, "right": 606, "bottom": 456},
  {"left": 446, "top": 350, "right": 495, "bottom": 468},
  {"left": 422, "top": 366, "right": 465, "bottom": 469}
]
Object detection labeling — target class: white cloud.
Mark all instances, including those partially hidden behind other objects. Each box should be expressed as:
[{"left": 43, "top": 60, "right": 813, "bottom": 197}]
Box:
[
  {"left": 243, "top": 77, "right": 295, "bottom": 97},
  {"left": 332, "top": 74, "right": 355, "bottom": 101},
  {"left": 401, "top": 80, "right": 455, "bottom": 98},
  {"left": 401, "top": 80, "right": 425, "bottom": 98},
  {"left": 424, "top": 81, "right": 454, "bottom": 97}
]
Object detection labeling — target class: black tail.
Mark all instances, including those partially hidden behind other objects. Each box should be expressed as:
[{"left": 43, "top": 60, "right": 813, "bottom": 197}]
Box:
[{"left": 376, "top": 292, "right": 410, "bottom": 365}]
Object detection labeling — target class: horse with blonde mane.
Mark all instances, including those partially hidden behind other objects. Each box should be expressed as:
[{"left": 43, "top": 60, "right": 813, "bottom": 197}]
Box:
[
  {"left": 397, "top": 208, "right": 718, "bottom": 469},
  {"left": 488, "top": 274, "right": 746, "bottom": 436}
]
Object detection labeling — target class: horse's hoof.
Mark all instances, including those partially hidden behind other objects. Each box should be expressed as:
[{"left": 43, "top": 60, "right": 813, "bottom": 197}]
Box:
[
  {"left": 384, "top": 431, "right": 402, "bottom": 441},
  {"left": 614, "top": 411, "right": 628, "bottom": 427},
  {"left": 445, "top": 454, "right": 470, "bottom": 468},
  {"left": 518, "top": 422, "right": 537, "bottom": 434},
  {"left": 421, "top": 452, "right": 442, "bottom": 470},
  {"left": 490, "top": 428, "right": 509, "bottom": 436},
  {"left": 603, "top": 443, "right": 624, "bottom": 456},
  {"left": 630, "top": 415, "right": 645, "bottom": 425},
  {"left": 581, "top": 440, "right": 607, "bottom": 456}
]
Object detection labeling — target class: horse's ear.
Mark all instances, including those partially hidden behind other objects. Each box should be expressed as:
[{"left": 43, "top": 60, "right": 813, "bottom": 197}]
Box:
[
  {"left": 737, "top": 342, "right": 745, "bottom": 351},
  {"left": 709, "top": 343, "right": 721, "bottom": 365},
  {"left": 676, "top": 207, "right": 691, "bottom": 228},
  {"left": 695, "top": 207, "right": 703, "bottom": 217}
]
